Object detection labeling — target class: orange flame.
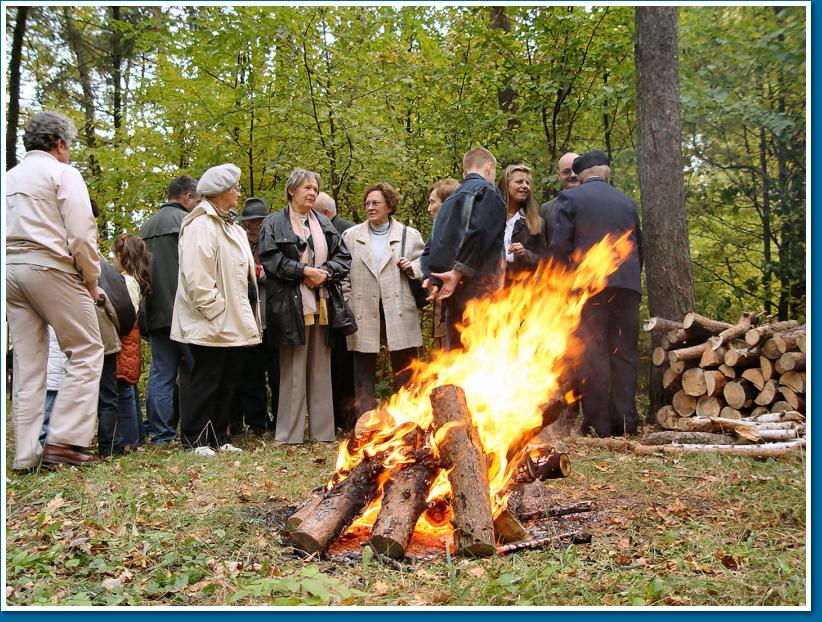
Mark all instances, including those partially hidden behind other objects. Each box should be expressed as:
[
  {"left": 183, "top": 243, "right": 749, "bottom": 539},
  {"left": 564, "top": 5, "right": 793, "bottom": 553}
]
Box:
[{"left": 335, "top": 233, "right": 634, "bottom": 535}]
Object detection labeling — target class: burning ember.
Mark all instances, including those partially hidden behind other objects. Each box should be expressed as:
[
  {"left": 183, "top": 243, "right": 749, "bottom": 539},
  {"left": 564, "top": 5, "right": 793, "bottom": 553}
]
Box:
[{"left": 289, "top": 234, "right": 634, "bottom": 558}]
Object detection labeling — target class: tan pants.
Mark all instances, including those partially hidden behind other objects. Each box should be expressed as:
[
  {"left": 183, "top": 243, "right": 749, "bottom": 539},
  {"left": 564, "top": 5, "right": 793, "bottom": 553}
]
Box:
[
  {"left": 6, "top": 264, "right": 104, "bottom": 469},
  {"left": 275, "top": 324, "right": 334, "bottom": 443}
]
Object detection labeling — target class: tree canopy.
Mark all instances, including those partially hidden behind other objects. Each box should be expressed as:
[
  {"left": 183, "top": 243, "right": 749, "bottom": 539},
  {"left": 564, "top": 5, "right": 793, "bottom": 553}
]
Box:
[{"left": 5, "top": 5, "right": 806, "bottom": 320}]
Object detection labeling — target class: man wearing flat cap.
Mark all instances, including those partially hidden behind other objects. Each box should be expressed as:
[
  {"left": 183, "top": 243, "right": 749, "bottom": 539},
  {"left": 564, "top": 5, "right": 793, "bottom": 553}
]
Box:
[
  {"left": 549, "top": 150, "right": 643, "bottom": 438},
  {"left": 231, "top": 197, "right": 279, "bottom": 437}
]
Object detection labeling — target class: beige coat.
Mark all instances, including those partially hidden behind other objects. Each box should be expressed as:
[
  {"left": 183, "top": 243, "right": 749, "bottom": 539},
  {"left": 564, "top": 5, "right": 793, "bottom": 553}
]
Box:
[
  {"left": 343, "top": 218, "right": 425, "bottom": 353},
  {"left": 171, "top": 200, "right": 261, "bottom": 347}
]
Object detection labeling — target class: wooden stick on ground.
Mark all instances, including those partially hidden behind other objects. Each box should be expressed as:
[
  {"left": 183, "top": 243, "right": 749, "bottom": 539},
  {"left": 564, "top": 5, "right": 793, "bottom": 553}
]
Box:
[
  {"left": 496, "top": 531, "right": 592, "bottom": 555},
  {"left": 430, "top": 384, "right": 496, "bottom": 557},
  {"left": 569, "top": 436, "right": 805, "bottom": 458}
]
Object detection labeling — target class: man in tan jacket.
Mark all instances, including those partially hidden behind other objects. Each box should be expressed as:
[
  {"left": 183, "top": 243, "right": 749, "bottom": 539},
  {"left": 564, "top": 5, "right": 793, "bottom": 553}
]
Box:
[{"left": 6, "top": 111, "right": 104, "bottom": 469}]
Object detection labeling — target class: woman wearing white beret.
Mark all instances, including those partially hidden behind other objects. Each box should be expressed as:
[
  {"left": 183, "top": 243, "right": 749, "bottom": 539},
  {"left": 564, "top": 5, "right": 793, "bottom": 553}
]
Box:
[{"left": 171, "top": 163, "right": 262, "bottom": 455}]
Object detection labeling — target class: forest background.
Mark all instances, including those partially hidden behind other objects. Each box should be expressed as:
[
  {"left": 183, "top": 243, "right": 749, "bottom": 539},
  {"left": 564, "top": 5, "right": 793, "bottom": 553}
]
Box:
[{"left": 4, "top": 4, "right": 807, "bottom": 397}]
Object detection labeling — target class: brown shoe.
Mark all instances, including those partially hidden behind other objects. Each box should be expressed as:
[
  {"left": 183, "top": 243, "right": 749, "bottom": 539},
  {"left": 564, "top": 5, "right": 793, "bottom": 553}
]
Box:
[{"left": 42, "top": 443, "right": 97, "bottom": 466}]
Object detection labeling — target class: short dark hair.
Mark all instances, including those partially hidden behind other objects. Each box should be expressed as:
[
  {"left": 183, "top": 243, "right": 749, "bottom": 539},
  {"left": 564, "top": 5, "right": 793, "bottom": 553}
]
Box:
[
  {"left": 362, "top": 182, "right": 399, "bottom": 215},
  {"left": 22, "top": 111, "right": 77, "bottom": 152},
  {"left": 167, "top": 175, "right": 198, "bottom": 201}
]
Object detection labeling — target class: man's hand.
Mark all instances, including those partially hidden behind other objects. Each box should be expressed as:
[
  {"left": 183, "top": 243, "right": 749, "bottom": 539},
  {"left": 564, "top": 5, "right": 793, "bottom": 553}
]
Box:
[
  {"left": 430, "top": 269, "right": 463, "bottom": 300},
  {"left": 302, "top": 266, "right": 329, "bottom": 288},
  {"left": 86, "top": 283, "right": 100, "bottom": 302},
  {"left": 510, "top": 242, "right": 526, "bottom": 258},
  {"left": 422, "top": 278, "right": 440, "bottom": 302}
]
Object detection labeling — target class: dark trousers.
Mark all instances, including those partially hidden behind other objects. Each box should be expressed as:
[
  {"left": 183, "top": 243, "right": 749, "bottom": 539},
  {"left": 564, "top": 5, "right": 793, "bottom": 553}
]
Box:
[
  {"left": 179, "top": 344, "right": 244, "bottom": 448},
  {"left": 578, "top": 287, "right": 640, "bottom": 437},
  {"left": 352, "top": 348, "right": 418, "bottom": 416},
  {"left": 230, "top": 339, "right": 279, "bottom": 434},
  {"left": 444, "top": 277, "right": 499, "bottom": 351},
  {"left": 330, "top": 332, "right": 356, "bottom": 432},
  {"left": 97, "top": 354, "right": 122, "bottom": 456}
]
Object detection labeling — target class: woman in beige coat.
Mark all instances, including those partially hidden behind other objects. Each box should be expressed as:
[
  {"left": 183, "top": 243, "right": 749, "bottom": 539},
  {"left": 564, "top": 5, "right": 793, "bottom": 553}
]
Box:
[
  {"left": 171, "top": 163, "right": 261, "bottom": 454},
  {"left": 342, "top": 182, "right": 425, "bottom": 416}
]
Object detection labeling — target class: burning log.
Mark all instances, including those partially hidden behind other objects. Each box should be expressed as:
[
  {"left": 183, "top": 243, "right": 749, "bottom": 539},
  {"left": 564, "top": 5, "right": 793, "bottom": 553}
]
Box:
[
  {"left": 430, "top": 384, "right": 496, "bottom": 557},
  {"left": 286, "top": 491, "right": 324, "bottom": 531},
  {"left": 369, "top": 451, "right": 438, "bottom": 559},
  {"left": 423, "top": 497, "right": 451, "bottom": 528},
  {"left": 509, "top": 445, "right": 571, "bottom": 484},
  {"left": 290, "top": 454, "right": 385, "bottom": 557}
]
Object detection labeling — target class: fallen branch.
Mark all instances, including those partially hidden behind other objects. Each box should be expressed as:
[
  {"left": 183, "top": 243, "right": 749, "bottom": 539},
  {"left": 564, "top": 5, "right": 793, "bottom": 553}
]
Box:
[
  {"left": 568, "top": 436, "right": 805, "bottom": 458},
  {"left": 496, "top": 531, "right": 592, "bottom": 555}
]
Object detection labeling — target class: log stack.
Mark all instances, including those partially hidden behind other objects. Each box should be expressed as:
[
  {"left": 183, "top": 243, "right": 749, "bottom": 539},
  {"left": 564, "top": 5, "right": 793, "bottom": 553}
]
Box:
[{"left": 646, "top": 312, "right": 806, "bottom": 430}]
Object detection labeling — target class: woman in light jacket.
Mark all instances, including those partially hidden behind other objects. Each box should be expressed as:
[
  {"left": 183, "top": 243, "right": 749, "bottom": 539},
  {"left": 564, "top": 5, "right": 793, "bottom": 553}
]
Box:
[
  {"left": 171, "top": 164, "right": 261, "bottom": 455},
  {"left": 343, "top": 182, "right": 425, "bottom": 416},
  {"left": 258, "top": 168, "right": 351, "bottom": 444}
]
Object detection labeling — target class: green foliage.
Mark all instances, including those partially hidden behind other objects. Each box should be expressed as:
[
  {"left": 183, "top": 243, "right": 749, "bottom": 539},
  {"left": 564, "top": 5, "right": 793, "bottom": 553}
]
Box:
[{"left": 7, "top": 6, "right": 805, "bottom": 319}]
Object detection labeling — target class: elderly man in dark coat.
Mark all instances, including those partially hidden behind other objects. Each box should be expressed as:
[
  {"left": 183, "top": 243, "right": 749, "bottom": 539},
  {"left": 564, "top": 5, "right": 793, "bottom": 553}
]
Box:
[
  {"left": 549, "top": 150, "right": 643, "bottom": 437},
  {"left": 139, "top": 175, "right": 198, "bottom": 445}
]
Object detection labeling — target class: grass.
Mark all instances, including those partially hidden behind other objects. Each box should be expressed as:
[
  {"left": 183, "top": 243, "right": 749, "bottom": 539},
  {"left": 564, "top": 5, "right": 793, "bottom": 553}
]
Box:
[{"left": 4, "top": 431, "right": 806, "bottom": 607}]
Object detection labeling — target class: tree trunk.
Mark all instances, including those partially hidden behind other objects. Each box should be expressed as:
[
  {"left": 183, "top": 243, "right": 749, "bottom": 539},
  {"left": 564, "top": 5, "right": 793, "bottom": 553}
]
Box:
[
  {"left": 490, "top": 6, "right": 519, "bottom": 130},
  {"left": 635, "top": 6, "right": 695, "bottom": 421},
  {"left": 6, "top": 7, "right": 29, "bottom": 171}
]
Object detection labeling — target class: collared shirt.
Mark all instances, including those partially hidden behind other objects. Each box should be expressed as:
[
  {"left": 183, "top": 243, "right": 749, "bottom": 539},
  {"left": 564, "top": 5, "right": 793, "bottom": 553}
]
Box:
[
  {"left": 504, "top": 211, "right": 523, "bottom": 263},
  {"left": 5, "top": 150, "right": 99, "bottom": 286}
]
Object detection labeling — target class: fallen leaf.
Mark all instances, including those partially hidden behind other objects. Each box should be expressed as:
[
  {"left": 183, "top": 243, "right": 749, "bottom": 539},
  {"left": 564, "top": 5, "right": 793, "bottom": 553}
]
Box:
[
  {"left": 45, "top": 495, "right": 65, "bottom": 515},
  {"left": 374, "top": 580, "right": 390, "bottom": 595},
  {"left": 102, "top": 570, "right": 134, "bottom": 591},
  {"left": 467, "top": 565, "right": 486, "bottom": 578}
]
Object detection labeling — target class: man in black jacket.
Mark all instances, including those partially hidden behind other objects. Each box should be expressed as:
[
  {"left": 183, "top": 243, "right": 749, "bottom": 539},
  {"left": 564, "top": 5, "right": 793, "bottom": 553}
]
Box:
[
  {"left": 549, "top": 151, "right": 643, "bottom": 437},
  {"left": 421, "top": 147, "right": 506, "bottom": 350},
  {"left": 315, "top": 191, "right": 357, "bottom": 432},
  {"left": 138, "top": 175, "right": 198, "bottom": 445}
]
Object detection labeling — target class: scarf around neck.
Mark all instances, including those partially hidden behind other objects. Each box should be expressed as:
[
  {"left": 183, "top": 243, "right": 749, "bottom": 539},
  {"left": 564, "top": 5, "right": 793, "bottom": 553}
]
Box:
[{"left": 288, "top": 206, "right": 329, "bottom": 317}]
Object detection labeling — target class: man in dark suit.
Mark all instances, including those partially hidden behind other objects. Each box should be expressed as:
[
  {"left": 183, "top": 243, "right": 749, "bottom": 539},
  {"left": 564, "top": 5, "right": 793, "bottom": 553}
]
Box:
[
  {"left": 315, "top": 192, "right": 357, "bottom": 431},
  {"left": 549, "top": 150, "right": 643, "bottom": 437}
]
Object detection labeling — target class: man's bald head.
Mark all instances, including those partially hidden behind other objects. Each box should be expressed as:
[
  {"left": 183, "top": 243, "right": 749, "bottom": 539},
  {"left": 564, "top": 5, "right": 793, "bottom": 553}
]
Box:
[
  {"left": 315, "top": 192, "right": 337, "bottom": 218},
  {"left": 557, "top": 152, "right": 580, "bottom": 190}
]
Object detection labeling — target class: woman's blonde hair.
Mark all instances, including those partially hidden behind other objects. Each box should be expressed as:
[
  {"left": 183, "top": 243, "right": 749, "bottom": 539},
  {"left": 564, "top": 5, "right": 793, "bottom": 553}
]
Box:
[{"left": 498, "top": 164, "right": 543, "bottom": 236}]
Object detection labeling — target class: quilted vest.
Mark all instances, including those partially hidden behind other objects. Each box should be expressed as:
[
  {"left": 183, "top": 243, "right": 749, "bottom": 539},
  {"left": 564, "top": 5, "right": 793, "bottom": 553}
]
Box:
[{"left": 116, "top": 321, "right": 142, "bottom": 384}]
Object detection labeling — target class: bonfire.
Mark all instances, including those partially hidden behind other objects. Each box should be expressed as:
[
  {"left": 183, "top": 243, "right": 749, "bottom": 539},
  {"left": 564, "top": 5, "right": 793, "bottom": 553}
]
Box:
[{"left": 286, "top": 233, "right": 635, "bottom": 559}]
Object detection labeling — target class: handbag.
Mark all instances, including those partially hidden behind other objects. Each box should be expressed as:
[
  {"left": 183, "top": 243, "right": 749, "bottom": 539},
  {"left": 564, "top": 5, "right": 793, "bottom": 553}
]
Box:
[
  {"left": 328, "top": 281, "right": 358, "bottom": 336},
  {"left": 401, "top": 225, "right": 430, "bottom": 309}
]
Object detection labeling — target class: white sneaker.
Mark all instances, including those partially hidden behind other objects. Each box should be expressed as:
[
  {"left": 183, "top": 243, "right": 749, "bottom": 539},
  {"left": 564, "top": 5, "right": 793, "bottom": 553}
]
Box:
[
  {"left": 219, "top": 443, "right": 243, "bottom": 453},
  {"left": 194, "top": 446, "right": 216, "bottom": 457}
]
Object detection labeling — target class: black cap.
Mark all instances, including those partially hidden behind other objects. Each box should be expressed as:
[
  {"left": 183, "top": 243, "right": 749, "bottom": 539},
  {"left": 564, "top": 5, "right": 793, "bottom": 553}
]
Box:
[
  {"left": 572, "top": 150, "right": 610, "bottom": 175},
  {"left": 237, "top": 197, "right": 268, "bottom": 221}
]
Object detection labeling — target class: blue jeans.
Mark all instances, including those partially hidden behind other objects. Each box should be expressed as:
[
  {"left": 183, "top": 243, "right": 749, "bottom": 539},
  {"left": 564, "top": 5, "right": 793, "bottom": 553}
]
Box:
[
  {"left": 41, "top": 390, "right": 58, "bottom": 446},
  {"left": 117, "top": 380, "right": 143, "bottom": 449},
  {"left": 145, "top": 329, "right": 190, "bottom": 444}
]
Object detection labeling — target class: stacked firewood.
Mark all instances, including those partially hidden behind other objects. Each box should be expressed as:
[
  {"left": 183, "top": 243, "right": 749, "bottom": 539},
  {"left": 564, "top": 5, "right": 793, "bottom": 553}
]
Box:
[{"left": 647, "top": 312, "right": 806, "bottom": 429}]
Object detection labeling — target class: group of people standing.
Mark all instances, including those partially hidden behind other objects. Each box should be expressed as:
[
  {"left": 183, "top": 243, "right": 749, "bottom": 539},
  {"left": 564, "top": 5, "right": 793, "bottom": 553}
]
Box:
[{"left": 6, "top": 110, "right": 643, "bottom": 472}]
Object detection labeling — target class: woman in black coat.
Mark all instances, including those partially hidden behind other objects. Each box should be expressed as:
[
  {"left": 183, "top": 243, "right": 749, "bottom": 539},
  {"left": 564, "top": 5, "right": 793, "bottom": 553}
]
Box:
[
  {"left": 258, "top": 168, "right": 351, "bottom": 444},
  {"left": 498, "top": 164, "right": 551, "bottom": 283}
]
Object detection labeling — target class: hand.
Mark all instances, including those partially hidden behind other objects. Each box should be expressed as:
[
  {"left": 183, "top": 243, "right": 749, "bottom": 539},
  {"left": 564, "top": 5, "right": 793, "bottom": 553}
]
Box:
[
  {"left": 86, "top": 284, "right": 100, "bottom": 302},
  {"left": 397, "top": 257, "right": 413, "bottom": 274},
  {"left": 422, "top": 278, "right": 440, "bottom": 302},
  {"left": 303, "top": 266, "right": 329, "bottom": 288},
  {"left": 510, "top": 242, "right": 526, "bottom": 258},
  {"left": 430, "top": 269, "right": 462, "bottom": 300}
]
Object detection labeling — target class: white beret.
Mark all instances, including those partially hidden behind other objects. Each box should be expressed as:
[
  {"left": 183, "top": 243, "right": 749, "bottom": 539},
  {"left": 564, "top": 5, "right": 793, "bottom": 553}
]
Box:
[{"left": 196, "top": 163, "right": 241, "bottom": 196}]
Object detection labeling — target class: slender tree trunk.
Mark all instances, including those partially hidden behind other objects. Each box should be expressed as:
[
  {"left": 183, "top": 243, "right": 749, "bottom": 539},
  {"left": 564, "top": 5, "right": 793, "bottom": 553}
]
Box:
[
  {"left": 110, "top": 7, "right": 123, "bottom": 141},
  {"left": 634, "top": 7, "right": 695, "bottom": 421},
  {"left": 757, "top": 124, "right": 773, "bottom": 315},
  {"left": 491, "top": 6, "right": 519, "bottom": 130},
  {"left": 6, "top": 7, "right": 29, "bottom": 171}
]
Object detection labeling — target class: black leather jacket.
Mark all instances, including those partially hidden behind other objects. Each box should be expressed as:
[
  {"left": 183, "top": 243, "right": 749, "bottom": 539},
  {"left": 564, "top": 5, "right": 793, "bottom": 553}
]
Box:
[{"left": 258, "top": 206, "right": 351, "bottom": 346}]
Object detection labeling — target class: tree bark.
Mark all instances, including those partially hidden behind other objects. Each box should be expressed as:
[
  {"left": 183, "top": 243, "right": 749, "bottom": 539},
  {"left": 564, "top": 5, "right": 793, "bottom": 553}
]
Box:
[
  {"left": 369, "top": 455, "right": 438, "bottom": 559},
  {"left": 6, "top": 7, "right": 29, "bottom": 171},
  {"left": 429, "top": 385, "right": 496, "bottom": 557},
  {"left": 635, "top": 6, "right": 694, "bottom": 421}
]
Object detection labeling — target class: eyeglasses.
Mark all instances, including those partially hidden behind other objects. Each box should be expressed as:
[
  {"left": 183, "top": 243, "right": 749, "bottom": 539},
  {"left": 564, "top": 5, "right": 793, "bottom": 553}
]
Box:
[
  {"left": 233, "top": 184, "right": 243, "bottom": 192},
  {"left": 364, "top": 200, "right": 384, "bottom": 208}
]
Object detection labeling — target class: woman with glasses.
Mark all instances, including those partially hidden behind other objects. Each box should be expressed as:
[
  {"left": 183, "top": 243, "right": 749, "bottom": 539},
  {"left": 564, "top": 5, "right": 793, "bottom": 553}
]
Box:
[
  {"left": 342, "top": 182, "right": 425, "bottom": 416},
  {"left": 258, "top": 168, "right": 351, "bottom": 444},
  {"left": 171, "top": 163, "right": 262, "bottom": 456},
  {"left": 498, "top": 164, "right": 551, "bottom": 283}
]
